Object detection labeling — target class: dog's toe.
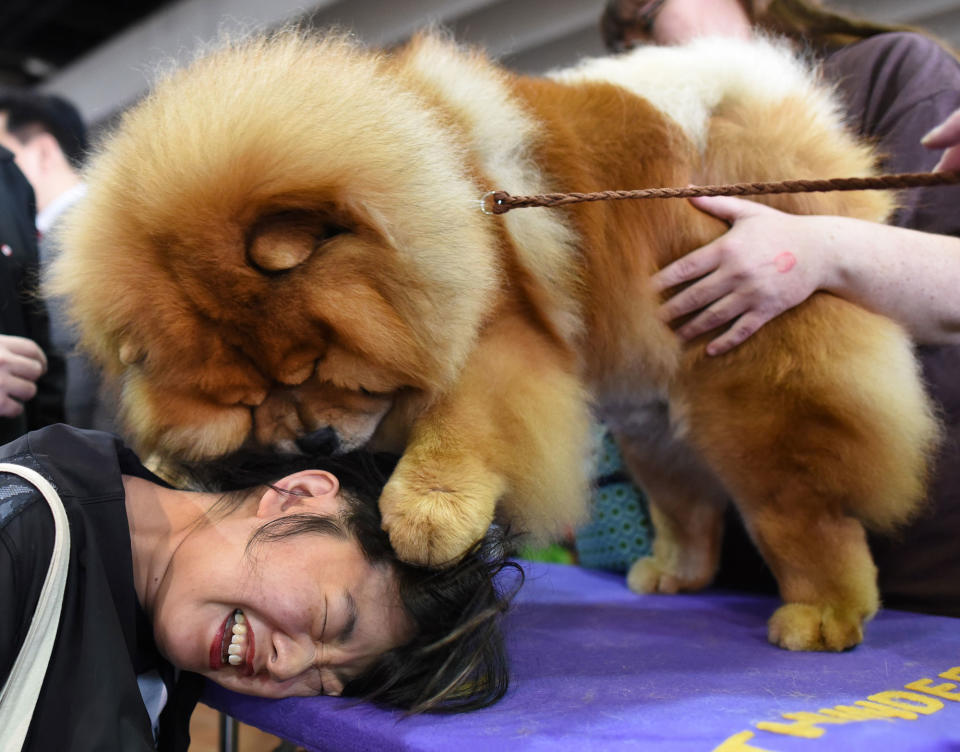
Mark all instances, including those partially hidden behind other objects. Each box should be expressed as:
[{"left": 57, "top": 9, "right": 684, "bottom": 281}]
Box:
[
  {"left": 627, "top": 557, "right": 681, "bottom": 594},
  {"left": 768, "top": 602, "right": 865, "bottom": 651}
]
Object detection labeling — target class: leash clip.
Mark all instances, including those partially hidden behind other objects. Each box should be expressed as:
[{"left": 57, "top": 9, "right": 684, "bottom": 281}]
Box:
[{"left": 479, "top": 190, "right": 501, "bottom": 215}]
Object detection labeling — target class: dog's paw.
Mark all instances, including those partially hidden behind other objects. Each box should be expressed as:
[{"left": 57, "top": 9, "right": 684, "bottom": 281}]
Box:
[
  {"left": 626, "top": 555, "right": 715, "bottom": 594},
  {"left": 627, "top": 557, "right": 684, "bottom": 594},
  {"left": 379, "top": 458, "right": 501, "bottom": 567},
  {"left": 767, "top": 603, "right": 865, "bottom": 651}
]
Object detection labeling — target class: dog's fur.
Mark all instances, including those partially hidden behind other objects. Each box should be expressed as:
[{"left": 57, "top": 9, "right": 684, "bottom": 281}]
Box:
[{"left": 52, "top": 30, "right": 939, "bottom": 650}]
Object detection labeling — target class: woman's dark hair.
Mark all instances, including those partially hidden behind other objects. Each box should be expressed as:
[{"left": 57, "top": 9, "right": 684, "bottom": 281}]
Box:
[
  {"left": 748, "top": 0, "right": 945, "bottom": 53},
  {"left": 182, "top": 450, "right": 522, "bottom": 714}
]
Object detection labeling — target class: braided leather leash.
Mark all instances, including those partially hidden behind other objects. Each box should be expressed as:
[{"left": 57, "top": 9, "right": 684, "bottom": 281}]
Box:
[{"left": 479, "top": 170, "right": 960, "bottom": 215}]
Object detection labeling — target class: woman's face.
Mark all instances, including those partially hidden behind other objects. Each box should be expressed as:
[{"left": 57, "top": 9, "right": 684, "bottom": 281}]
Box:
[
  {"left": 150, "top": 471, "right": 412, "bottom": 698},
  {"left": 621, "top": 0, "right": 752, "bottom": 47}
]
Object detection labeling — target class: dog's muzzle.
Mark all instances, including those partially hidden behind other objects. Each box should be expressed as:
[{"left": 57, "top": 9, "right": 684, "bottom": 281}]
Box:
[{"left": 296, "top": 426, "right": 341, "bottom": 455}]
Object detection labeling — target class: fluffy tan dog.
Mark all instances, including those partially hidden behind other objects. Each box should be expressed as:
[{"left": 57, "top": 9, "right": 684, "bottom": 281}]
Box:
[{"left": 52, "top": 30, "right": 939, "bottom": 651}]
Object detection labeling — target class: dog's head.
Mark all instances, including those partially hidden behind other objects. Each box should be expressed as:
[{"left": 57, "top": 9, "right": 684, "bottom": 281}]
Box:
[{"left": 51, "top": 31, "right": 500, "bottom": 460}]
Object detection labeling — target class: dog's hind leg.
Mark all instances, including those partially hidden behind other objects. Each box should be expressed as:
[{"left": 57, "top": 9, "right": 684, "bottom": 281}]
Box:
[
  {"left": 611, "top": 407, "right": 729, "bottom": 594},
  {"left": 672, "top": 297, "right": 938, "bottom": 650},
  {"left": 686, "top": 425, "right": 882, "bottom": 650},
  {"left": 742, "top": 502, "right": 878, "bottom": 651}
]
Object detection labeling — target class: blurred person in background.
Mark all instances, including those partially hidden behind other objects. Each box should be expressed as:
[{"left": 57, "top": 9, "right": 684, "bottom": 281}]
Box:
[
  {"left": 0, "top": 91, "right": 116, "bottom": 431},
  {"left": 0, "top": 129, "right": 64, "bottom": 442}
]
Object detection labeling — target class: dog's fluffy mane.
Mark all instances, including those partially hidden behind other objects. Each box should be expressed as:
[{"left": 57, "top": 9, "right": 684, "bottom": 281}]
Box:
[{"left": 53, "top": 30, "right": 502, "bottom": 388}]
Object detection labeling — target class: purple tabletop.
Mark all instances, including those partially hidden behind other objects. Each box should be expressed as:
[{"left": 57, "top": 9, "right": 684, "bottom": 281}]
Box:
[{"left": 203, "top": 561, "right": 960, "bottom": 751}]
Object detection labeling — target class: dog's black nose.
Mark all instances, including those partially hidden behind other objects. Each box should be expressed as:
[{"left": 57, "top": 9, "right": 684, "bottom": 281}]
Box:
[{"left": 296, "top": 427, "right": 341, "bottom": 455}]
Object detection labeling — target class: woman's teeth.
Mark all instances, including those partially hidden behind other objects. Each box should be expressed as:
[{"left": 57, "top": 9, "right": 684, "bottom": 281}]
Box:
[{"left": 226, "top": 609, "right": 247, "bottom": 666}]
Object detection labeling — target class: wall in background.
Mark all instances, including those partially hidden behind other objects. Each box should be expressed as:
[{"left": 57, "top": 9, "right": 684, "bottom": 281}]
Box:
[{"left": 39, "top": 0, "right": 960, "bottom": 127}]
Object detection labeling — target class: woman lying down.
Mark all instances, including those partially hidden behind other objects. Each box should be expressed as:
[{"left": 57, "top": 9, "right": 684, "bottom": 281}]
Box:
[{"left": 0, "top": 423, "right": 515, "bottom": 752}]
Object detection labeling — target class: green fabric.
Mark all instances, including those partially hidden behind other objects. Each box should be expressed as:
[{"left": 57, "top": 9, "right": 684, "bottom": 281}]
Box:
[{"left": 574, "top": 427, "right": 653, "bottom": 572}]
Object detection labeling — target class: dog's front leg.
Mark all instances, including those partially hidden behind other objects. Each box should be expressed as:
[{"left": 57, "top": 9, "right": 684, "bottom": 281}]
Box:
[{"left": 379, "top": 314, "right": 592, "bottom": 567}]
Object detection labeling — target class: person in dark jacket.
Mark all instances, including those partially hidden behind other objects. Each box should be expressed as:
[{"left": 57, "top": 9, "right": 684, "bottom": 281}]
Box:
[
  {"left": 0, "top": 144, "right": 64, "bottom": 441},
  {"left": 0, "top": 91, "right": 112, "bottom": 430},
  {"left": 0, "top": 424, "right": 516, "bottom": 751}
]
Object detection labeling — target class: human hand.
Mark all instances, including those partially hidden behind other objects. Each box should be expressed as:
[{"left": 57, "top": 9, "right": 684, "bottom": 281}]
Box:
[
  {"left": 0, "top": 335, "right": 48, "bottom": 417},
  {"left": 922, "top": 108, "right": 960, "bottom": 171},
  {"left": 652, "top": 196, "right": 827, "bottom": 356}
]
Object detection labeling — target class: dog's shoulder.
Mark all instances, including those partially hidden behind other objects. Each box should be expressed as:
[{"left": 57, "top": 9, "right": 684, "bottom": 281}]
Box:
[
  {"left": 396, "top": 33, "right": 544, "bottom": 176},
  {"left": 397, "top": 33, "right": 585, "bottom": 346}
]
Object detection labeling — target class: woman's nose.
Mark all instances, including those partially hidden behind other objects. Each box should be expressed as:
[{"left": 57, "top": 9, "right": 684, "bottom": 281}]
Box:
[{"left": 268, "top": 633, "right": 316, "bottom": 682}]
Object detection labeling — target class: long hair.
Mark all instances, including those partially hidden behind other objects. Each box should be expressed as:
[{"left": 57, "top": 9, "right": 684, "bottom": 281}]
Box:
[
  {"left": 749, "top": 0, "right": 945, "bottom": 53},
  {"left": 183, "top": 449, "right": 522, "bottom": 713}
]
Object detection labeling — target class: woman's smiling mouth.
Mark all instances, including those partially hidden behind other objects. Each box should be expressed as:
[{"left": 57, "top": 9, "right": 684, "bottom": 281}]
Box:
[{"left": 210, "top": 609, "right": 255, "bottom": 674}]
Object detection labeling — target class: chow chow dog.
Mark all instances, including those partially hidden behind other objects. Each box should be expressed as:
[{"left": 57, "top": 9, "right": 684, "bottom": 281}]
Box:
[{"left": 51, "top": 29, "right": 939, "bottom": 650}]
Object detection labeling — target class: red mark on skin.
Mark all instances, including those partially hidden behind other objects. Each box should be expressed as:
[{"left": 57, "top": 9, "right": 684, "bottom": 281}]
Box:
[{"left": 774, "top": 251, "right": 797, "bottom": 273}]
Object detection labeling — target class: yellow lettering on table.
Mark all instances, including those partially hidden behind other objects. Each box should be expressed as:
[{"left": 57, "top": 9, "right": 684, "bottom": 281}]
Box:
[
  {"left": 940, "top": 667, "right": 960, "bottom": 682},
  {"left": 821, "top": 702, "right": 912, "bottom": 721},
  {"left": 712, "top": 730, "right": 776, "bottom": 752},
  {"left": 850, "top": 700, "right": 918, "bottom": 719},
  {"left": 756, "top": 711, "right": 836, "bottom": 738},
  {"left": 907, "top": 678, "right": 960, "bottom": 702},
  {"left": 720, "top": 666, "right": 960, "bottom": 748},
  {"left": 867, "top": 691, "right": 944, "bottom": 715}
]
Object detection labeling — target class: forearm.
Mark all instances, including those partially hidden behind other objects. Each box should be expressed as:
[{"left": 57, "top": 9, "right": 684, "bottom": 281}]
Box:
[
  {"left": 654, "top": 196, "right": 960, "bottom": 355},
  {"left": 816, "top": 216, "right": 960, "bottom": 345}
]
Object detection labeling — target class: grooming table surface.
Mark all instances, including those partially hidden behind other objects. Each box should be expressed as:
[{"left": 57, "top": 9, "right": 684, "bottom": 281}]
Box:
[{"left": 203, "top": 562, "right": 960, "bottom": 751}]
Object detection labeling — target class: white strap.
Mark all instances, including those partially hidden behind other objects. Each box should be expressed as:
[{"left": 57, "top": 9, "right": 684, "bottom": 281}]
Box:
[{"left": 0, "top": 463, "right": 71, "bottom": 752}]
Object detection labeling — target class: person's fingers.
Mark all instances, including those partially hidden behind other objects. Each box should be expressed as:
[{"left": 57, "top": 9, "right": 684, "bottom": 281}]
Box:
[
  {"left": 654, "top": 197, "right": 772, "bottom": 292},
  {"left": 933, "top": 146, "right": 960, "bottom": 172},
  {"left": 652, "top": 243, "right": 722, "bottom": 292},
  {"left": 0, "top": 335, "right": 47, "bottom": 374},
  {"left": 0, "top": 373, "right": 38, "bottom": 404},
  {"left": 658, "top": 272, "right": 736, "bottom": 323},
  {"left": 0, "top": 394, "right": 25, "bottom": 418},
  {"left": 0, "top": 336, "right": 43, "bottom": 414},
  {"left": 0, "top": 348, "right": 45, "bottom": 382},
  {"left": 674, "top": 295, "right": 750, "bottom": 341},
  {"left": 704, "top": 310, "right": 774, "bottom": 357},
  {"left": 687, "top": 194, "right": 767, "bottom": 223},
  {"left": 922, "top": 109, "right": 960, "bottom": 148}
]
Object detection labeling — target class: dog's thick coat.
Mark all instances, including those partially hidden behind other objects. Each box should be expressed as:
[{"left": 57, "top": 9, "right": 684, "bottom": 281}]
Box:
[{"left": 52, "top": 31, "right": 939, "bottom": 650}]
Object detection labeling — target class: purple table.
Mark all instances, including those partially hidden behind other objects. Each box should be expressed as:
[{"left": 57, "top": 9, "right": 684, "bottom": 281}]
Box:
[{"left": 203, "top": 562, "right": 960, "bottom": 751}]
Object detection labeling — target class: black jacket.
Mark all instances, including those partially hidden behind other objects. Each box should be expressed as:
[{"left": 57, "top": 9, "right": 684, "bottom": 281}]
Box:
[{"left": 0, "top": 424, "right": 201, "bottom": 751}]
